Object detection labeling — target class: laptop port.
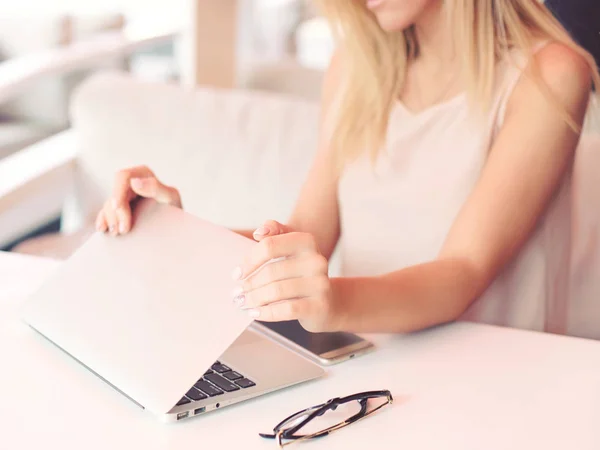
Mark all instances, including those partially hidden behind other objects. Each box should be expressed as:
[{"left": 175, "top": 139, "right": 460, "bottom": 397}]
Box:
[
  {"left": 177, "top": 411, "right": 189, "bottom": 420},
  {"left": 194, "top": 407, "right": 206, "bottom": 415}
]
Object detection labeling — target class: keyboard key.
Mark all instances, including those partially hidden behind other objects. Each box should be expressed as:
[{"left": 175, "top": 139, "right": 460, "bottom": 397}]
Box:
[
  {"left": 195, "top": 379, "right": 224, "bottom": 397},
  {"left": 186, "top": 388, "right": 208, "bottom": 402},
  {"left": 211, "top": 363, "right": 231, "bottom": 373},
  {"left": 204, "top": 369, "right": 214, "bottom": 376},
  {"left": 205, "top": 373, "right": 240, "bottom": 392},
  {"left": 236, "top": 378, "right": 256, "bottom": 389},
  {"left": 223, "top": 371, "right": 243, "bottom": 381},
  {"left": 177, "top": 397, "right": 191, "bottom": 406}
]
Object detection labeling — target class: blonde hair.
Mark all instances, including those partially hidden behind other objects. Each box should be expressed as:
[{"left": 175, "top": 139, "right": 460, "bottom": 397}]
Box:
[{"left": 314, "top": 0, "right": 600, "bottom": 167}]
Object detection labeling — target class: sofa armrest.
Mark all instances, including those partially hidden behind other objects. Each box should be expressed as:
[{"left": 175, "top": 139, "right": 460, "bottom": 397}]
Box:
[{"left": 0, "top": 131, "right": 77, "bottom": 247}]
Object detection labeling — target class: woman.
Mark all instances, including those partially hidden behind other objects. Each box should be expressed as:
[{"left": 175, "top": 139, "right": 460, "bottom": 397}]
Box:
[{"left": 97, "top": 0, "right": 599, "bottom": 334}]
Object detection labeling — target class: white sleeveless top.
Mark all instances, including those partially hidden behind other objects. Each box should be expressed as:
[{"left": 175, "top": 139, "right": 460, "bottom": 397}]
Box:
[{"left": 337, "top": 49, "right": 576, "bottom": 335}]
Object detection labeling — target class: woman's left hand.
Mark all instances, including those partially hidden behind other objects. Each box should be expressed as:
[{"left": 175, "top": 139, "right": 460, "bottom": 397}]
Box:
[{"left": 232, "top": 220, "right": 338, "bottom": 332}]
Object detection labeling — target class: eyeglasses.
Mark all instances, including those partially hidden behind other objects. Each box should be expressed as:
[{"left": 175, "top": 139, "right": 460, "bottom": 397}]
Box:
[{"left": 259, "top": 390, "right": 393, "bottom": 448}]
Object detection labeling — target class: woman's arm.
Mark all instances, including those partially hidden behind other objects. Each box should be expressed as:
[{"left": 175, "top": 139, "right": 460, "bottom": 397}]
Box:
[
  {"left": 234, "top": 51, "right": 345, "bottom": 257},
  {"left": 329, "top": 43, "right": 592, "bottom": 333},
  {"left": 284, "top": 52, "right": 344, "bottom": 259},
  {"left": 235, "top": 43, "right": 592, "bottom": 333}
]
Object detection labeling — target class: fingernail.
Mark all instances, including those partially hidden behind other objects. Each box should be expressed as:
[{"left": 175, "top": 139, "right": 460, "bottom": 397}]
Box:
[
  {"left": 131, "top": 178, "right": 143, "bottom": 189},
  {"left": 247, "top": 309, "right": 260, "bottom": 318},
  {"left": 118, "top": 222, "right": 127, "bottom": 234},
  {"left": 233, "top": 294, "right": 246, "bottom": 307},
  {"left": 253, "top": 226, "right": 270, "bottom": 237},
  {"left": 231, "top": 267, "right": 243, "bottom": 280},
  {"left": 109, "top": 225, "right": 116, "bottom": 234}
]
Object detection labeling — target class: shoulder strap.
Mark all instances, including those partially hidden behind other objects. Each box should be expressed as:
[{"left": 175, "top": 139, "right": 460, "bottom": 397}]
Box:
[{"left": 495, "top": 41, "right": 552, "bottom": 131}]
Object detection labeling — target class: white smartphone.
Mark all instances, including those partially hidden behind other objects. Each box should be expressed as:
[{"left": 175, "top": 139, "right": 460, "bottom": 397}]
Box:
[{"left": 252, "top": 320, "right": 375, "bottom": 365}]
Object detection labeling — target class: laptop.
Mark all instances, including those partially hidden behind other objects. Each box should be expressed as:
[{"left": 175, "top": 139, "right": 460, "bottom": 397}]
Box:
[{"left": 20, "top": 199, "right": 324, "bottom": 422}]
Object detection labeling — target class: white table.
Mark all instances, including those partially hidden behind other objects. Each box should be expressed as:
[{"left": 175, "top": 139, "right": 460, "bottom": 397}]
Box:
[{"left": 1, "top": 250, "right": 600, "bottom": 449}]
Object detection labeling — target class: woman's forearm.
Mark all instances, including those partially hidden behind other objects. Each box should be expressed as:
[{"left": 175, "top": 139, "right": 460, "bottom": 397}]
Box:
[{"left": 330, "top": 258, "right": 484, "bottom": 333}]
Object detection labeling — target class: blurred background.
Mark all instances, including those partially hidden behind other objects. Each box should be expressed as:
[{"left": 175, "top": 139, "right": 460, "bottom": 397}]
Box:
[{"left": 0, "top": 0, "right": 335, "bottom": 255}]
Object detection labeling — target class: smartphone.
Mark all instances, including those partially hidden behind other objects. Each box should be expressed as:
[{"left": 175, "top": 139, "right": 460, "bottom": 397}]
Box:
[{"left": 252, "top": 320, "right": 375, "bottom": 365}]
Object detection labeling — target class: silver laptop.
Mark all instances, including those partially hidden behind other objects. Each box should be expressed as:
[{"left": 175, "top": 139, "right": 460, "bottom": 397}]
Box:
[{"left": 20, "top": 199, "right": 324, "bottom": 422}]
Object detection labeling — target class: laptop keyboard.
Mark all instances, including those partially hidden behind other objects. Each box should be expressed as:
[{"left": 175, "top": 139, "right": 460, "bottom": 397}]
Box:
[{"left": 175, "top": 361, "right": 256, "bottom": 407}]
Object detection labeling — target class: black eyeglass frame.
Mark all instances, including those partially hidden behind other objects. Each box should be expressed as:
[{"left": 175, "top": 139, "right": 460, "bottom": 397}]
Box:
[{"left": 259, "top": 390, "right": 393, "bottom": 447}]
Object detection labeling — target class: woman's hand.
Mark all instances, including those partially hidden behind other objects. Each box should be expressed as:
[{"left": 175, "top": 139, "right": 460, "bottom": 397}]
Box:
[
  {"left": 232, "top": 220, "right": 339, "bottom": 332},
  {"left": 96, "top": 166, "right": 182, "bottom": 236}
]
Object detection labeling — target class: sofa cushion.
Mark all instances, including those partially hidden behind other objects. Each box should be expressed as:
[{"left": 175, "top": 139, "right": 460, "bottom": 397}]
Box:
[{"left": 69, "top": 71, "right": 321, "bottom": 230}]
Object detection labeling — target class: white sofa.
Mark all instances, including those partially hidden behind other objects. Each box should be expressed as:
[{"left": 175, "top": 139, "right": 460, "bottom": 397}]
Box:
[
  {"left": 68, "top": 71, "right": 320, "bottom": 229},
  {"left": 6, "top": 71, "right": 320, "bottom": 257}
]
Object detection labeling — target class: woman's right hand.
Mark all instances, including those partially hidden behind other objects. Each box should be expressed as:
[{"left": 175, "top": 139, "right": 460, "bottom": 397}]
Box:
[{"left": 95, "top": 166, "right": 182, "bottom": 236}]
